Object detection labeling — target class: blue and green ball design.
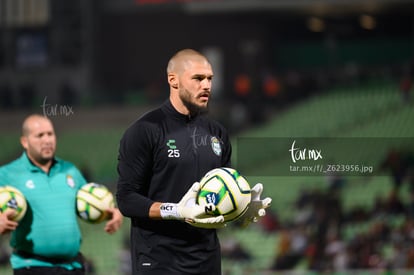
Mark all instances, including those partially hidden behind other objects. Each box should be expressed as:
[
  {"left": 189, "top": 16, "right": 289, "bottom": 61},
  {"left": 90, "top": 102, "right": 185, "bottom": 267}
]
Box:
[
  {"left": 197, "top": 167, "right": 251, "bottom": 222},
  {"left": 76, "top": 183, "right": 114, "bottom": 223},
  {"left": 0, "top": 186, "right": 27, "bottom": 221}
]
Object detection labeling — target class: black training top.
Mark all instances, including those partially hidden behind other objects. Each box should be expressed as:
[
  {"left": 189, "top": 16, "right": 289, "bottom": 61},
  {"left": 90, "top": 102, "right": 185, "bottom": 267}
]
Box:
[{"left": 116, "top": 100, "right": 231, "bottom": 274}]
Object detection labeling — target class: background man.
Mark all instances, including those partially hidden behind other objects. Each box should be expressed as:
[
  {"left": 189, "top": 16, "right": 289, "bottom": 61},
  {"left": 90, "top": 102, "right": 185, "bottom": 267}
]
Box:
[{"left": 0, "top": 114, "right": 123, "bottom": 275}]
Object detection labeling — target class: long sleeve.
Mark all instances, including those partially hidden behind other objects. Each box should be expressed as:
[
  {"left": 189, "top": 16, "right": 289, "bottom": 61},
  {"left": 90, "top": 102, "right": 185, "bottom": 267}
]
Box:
[{"left": 116, "top": 120, "right": 156, "bottom": 219}]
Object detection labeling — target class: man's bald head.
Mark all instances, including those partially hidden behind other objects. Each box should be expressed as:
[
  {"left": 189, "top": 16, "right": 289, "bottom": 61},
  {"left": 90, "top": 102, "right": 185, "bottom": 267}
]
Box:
[
  {"left": 167, "top": 49, "right": 210, "bottom": 75},
  {"left": 22, "top": 114, "right": 53, "bottom": 137}
]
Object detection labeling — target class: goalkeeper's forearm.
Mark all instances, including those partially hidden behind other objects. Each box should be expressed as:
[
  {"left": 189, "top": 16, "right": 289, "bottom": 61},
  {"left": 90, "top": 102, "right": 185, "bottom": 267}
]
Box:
[
  {"left": 148, "top": 202, "right": 195, "bottom": 220},
  {"left": 149, "top": 202, "right": 183, "bottom": 220},
  {"left": 148, "top": 202, "right": 224, "bottom": 227},
  {"left": 148, "top": 202, "right": 164, "bottom": 219}
]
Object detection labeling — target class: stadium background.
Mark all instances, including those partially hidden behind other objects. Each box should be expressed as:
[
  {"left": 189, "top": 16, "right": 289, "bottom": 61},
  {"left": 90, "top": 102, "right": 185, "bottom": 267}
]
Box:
[{"left": 1, "top": 0, "right": 414, "bottom": 274}]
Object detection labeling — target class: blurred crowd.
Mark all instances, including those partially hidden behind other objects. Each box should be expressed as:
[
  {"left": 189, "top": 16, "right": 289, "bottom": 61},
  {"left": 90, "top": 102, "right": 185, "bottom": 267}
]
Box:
[{"left": 221, "top": 149, "right": 414, "bottom": 273}]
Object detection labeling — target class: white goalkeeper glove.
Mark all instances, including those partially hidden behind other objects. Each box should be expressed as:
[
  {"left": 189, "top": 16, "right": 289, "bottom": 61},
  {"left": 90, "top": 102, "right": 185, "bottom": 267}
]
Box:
[
  {"left": 190, "top": 217, "right": 227, "bottom": 229},
  {"left": 160, "top": 182, "right": 225, "bottom": 228},
  {"left": 239, "top": 183, "right": 272, "bottom": 228}
]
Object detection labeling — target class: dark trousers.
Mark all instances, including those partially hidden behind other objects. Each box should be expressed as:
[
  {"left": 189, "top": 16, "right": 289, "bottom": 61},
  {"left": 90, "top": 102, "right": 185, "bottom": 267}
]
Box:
[
  {"left": 12, "top": 251, "right": 86, "bottom": 275},
  {"left": 14, "top": 266, "right": 84, "bottom": 275}
]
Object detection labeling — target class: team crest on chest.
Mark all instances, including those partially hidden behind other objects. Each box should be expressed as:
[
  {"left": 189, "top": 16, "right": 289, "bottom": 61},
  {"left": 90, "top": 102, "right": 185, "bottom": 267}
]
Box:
[
  {"left": 25, "top": 180, "right": 35, "bottom": 189},
  {"left": 211, "top": 136, "right": 222, "bottom": 156},
  {"left": 66, "top": 175, "right": 75, "bottom": 188}
]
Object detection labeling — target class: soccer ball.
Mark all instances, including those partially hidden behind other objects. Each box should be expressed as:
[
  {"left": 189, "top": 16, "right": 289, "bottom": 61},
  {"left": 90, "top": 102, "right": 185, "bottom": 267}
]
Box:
[
  {"left": 0, "top": 186, "right": 27, "bottom": 221},
  {"left": 76, "top": 183, "right": 114, "bottom": 223},
  {"left": 197, "top": 167, "right": 251, "bottom": 222}
]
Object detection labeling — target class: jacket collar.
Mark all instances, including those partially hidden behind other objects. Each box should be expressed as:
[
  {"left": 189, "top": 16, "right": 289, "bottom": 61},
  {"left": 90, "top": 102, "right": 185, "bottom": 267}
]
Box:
[
  {"left": 21, "top": 151, "right": 59, "bottom": 174},
  {"left": 162, "top": 99, "right": 200, "bottom": 122}
]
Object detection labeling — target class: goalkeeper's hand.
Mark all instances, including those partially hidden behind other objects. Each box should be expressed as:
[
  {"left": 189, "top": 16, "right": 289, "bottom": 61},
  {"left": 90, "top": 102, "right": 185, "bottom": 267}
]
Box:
[
  {"left": 239, "top": 183, "right": 272, "bottom": 228},
  {"left": 160, "top": 182, "right": 225, "bottom": 228}
]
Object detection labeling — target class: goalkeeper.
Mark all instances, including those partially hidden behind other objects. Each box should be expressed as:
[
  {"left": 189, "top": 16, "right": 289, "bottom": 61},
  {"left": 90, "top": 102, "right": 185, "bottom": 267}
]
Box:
[{"left": 116, "top": 48, "right": 271, "bottom": 275}]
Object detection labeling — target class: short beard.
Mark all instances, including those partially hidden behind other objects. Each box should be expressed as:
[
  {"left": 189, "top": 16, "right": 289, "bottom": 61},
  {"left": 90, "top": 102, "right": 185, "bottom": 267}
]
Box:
[
  {"left": 180, "top": 90, "right": 209, "bottom": 116},
  {"left": 26, "top": 151, "right": 54, "bottom": 167},
  {"left": 38, "top": 156, "right": 54, "bottom": 165}
]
